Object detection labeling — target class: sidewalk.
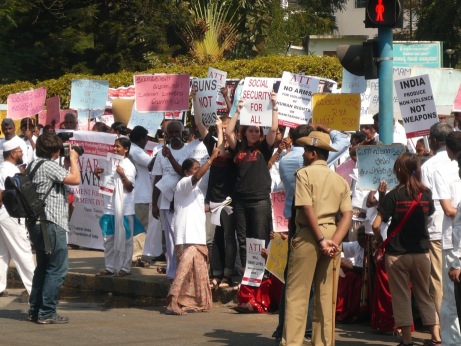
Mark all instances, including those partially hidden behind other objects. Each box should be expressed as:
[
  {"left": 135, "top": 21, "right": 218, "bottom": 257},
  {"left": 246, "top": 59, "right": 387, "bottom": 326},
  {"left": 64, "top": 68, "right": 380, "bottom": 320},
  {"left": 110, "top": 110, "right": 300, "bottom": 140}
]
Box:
[{"left": 8, "top": 248, "right": 237, "bottom": 302}]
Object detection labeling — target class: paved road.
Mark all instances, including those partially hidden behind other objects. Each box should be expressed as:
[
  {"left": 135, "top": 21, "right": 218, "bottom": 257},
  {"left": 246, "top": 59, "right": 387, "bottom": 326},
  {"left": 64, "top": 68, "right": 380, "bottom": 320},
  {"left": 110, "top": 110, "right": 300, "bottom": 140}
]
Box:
[{"left": 0, "top": 288, "right": 431, "bottom": 346}]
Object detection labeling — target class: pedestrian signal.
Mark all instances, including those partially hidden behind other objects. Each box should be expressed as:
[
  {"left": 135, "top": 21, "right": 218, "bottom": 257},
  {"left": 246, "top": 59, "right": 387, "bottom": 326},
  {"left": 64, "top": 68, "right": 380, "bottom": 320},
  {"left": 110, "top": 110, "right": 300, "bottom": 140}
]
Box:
[{"left": 365, "top": 0, "right": 403, "bottom": 28}]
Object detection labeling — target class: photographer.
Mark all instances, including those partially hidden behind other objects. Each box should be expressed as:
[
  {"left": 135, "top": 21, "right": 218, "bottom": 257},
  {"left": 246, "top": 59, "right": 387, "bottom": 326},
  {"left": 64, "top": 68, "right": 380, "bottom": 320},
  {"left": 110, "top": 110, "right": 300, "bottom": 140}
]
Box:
[{"left": 27, "top": 133, "right": 81, "bottom": 324}]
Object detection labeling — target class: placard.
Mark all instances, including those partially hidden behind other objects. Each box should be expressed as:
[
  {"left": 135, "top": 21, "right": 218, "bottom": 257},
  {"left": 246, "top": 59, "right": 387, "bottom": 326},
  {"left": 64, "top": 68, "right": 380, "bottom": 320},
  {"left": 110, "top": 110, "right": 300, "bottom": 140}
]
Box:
[
  {"left": 208, "top": 67, "right": 227, "bottom": 108},
  {"left": 242, "top": 238, "right": 266, "bottom": 287},
  {"left": 134, "top": 74, "right": 190, "bottom": 112},
  {"left": 312, "top": 93, "right": 361, "bottom": 131},
  {"left": 265, "top": 234, "right": 288, "bottom": 284},
  {"left": 394, "top": 74, "right": 438, "bottom": 138},
  {"left": 99, "top": 152, "right": 124, "bottom": 197},
  {"left": 70, "top": 79, "right": 109, "bottom": 110},
  {"left": 453, "top": 84, "right": 461, "bottom": 112},
  {"left": 7, "top": 87, "right": 47, "bottom": 119},
  {"left": 271, "top": 191, "right": 289, "bottom": 233},
  {"left": 191, "top": 78, "right": 219, "bottom": 125},
  {"left": 356, "top": 144, "right": 406, "bottom": 190},
  {"left": 277, "top": 72, "right": 320, "bottom": 128},
  {"left": 45, "top": 96, "right": 61, "bottom": 127},
  {"left": 127, "top": 102, "right": 164, "bottom": 137},
  {"left": 239, "top": 77, "right": 275, "bottom": 127}
]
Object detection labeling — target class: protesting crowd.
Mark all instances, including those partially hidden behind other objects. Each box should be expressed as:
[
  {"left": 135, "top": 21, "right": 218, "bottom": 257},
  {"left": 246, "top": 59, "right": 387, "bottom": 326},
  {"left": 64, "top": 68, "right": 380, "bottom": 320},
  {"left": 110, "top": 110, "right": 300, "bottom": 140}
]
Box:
[{"left": 2, "top": 77, "right": 461, "bottom": 346}]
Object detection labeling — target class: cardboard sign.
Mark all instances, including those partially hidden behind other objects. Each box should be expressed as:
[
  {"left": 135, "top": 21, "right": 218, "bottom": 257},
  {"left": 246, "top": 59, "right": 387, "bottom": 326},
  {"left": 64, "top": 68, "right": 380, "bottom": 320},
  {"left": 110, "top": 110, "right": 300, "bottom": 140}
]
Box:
[
  {"left": 217, "top": 80, "right": 239, "bottom": 116},
  {"left": 277, "top": 72, "right": 320, "bottom": 128},
  {"left": 70, "top": 80, "right": 109, "bottom": 110},
  {"left": 265, "top": 234, "right": 288, "bottom": 284},
  {"left": 242, "top": 238, "right": 266, "bottom": 287},
  {"left": 7, "top": 87, "right": 47, "bottom": 119},
  {"left": 239, "top": 77, "right": 275, "bottom": 127},
  {"left": 312, "top": 93, "right": 361, "bottom": 131},
  {"left": 191, "top": 78, "right": 219, "bottom": 125},
  {"left": 394, "top": 74, "right": 438, "bottom": 138},
  {"left": 134, "top": 74, "right": 190, "bottom": 112},
  {"left": 271, "top": 191, "right": 289, "bottom": 233},
  {"left": 127, "top": 102, "right": 163, "bottom": 137},
  {"left": 99, "top": 152, "right": 125, "bottom": 197},
  {"left": 356, "top": 144, "right": 406, "bottom": 190}
]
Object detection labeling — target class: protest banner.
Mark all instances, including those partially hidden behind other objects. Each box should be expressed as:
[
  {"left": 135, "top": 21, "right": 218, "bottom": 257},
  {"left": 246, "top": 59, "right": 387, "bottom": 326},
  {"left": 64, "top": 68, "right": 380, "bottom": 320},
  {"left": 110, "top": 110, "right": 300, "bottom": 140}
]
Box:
[
  {"left": 191, "top": 78, "right": 219, "bottom": 125},
  {"left": 127, "top": 102, "right": 164, "bottom": 137},
  {"left": 67, "top": 131, "right": 118, "bottom": 249},
  {"left": 277, "top": 72, "right": 320, "bottom": 128},
  {"left": 312, "top": 93, "right": 361, "bottom": 131},
  {"left": 356, "top": 144, "right": 406, "bottom": 190},
  {"left": 134, "top": 74, "right": 190, "bottom": 112},
  {"left": 70, "top": 79, "right": 109, "bottom": 111},
  {"left": 453, "top": 84, "right": 461, "bottom": 112},
  {"left": 7, "top": 87, "right": 47, "bottom": 119},
  {"left": 271, "top": 191, "right": 289, "bottom": 233},
  {"left": 341, "top": 69, "right": 367, "bottom": 94},
  {"left": 208, "top": 67, "right": 227, "bottom": 108},
  {"left": 394, "top": 74, "right": 438, "bottom": 138},
  {"left": 239, "top": 77, "right": 276, "bottom": 127},
  {"left": 265, "top": 233, "right": 288, "bottom": 283},
  {"left": 107, "top": 85, "right": 135, "bottom": 109},
  {"left": 44, "top": 96, "right": 60, "bottom": 127},
  {"left": 242, "top": 238, "right": 266, "bottom": 287}
]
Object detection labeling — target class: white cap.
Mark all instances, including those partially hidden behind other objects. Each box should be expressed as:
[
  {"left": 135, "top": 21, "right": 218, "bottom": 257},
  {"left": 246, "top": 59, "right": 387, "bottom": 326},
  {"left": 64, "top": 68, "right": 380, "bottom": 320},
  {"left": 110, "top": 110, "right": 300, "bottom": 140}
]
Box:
[{"left": 3, "top": 136, "right": 22, "bottom": 152}]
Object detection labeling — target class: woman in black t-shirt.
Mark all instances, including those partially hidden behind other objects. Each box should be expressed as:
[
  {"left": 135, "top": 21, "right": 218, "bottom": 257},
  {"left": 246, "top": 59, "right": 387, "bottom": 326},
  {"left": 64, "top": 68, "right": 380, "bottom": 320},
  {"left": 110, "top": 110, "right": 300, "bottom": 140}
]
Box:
[
  {"left": 225, "top": 94, "right": 279, "bottom": 273},
  {"left": 372, "top": 152, "right": 441, "bottom": 346}
]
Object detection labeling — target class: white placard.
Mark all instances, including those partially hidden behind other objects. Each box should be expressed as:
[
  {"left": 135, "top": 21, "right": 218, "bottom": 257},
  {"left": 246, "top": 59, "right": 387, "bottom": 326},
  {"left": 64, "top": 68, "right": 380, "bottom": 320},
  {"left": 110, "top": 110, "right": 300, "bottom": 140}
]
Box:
[
  {"left": 191, "top": 78, "right": 219, "bottom": 126},
  {"left": 241, "top": 238, "right": 266, "bottom": 287},
  {"left": 394, "top": 74, "right": 438, "bottom": 138},
  {"left": 277, "top": 72, "right": 321, "bottom": 128},
  {"left": 208, "top": 67, "right": 227, "bottom": 107},
  {"left": 239, "top": 77, "right": 275, "bottom": 127}
]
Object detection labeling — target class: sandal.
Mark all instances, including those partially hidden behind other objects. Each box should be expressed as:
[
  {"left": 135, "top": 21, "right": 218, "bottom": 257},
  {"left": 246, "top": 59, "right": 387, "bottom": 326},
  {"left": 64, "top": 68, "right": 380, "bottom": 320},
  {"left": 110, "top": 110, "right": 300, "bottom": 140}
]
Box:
[
  {"left": 96, "top": 269, "right": 114, "bottom": 276},
  {"left": 219, "top": 276, "right": 231, "bottom": 288},
  {"left": 132, "top": 258, "right": 150, "bottom": 268},
  {"left": 157, "top": 266, "right": 166, "bottom": 274},
  {"left": 422, "top": 340, "right": 442, "bottom": 346},
  {"left": 115, "top": 270, "right": 131, "bottom": 277},
  {"left": 209, "top": 277, "right": 221, "bottom": 289}
]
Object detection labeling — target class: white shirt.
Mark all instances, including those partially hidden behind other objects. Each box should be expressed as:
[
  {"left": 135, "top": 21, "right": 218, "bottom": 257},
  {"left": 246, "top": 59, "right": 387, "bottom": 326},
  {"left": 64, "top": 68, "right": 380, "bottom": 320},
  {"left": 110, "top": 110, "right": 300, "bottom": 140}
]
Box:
[
  {"left": 421, "top": 148, "right": 451, "bottom": 240},
  {"left": 432, "top": 161, "right": 461, "bottom": 250},
  {"left": 152, "top": 145, "right": 188, "bottom": 210},
  {"left": 184, "top": 139, "right": 210, "bottom": 195},
  {"left": 450, "top": 202, "right": 461, "bottom": 269},
  {"left": 23, "top": 135, "right": 37, "bottom": 164},
  {"left": 102, "top": 158, "right": 137, "bottom": 215},
  {"left": 342, "top": 241, "right": 364, "bottom": 268},
  {"left": 173, "top": 176, "right": 206, "bottom": 245},
  {"left": 129, "top": 143, "right": 152, "bottom": 204},
  {"left": 0, "top": 161, "right": 20, "bottom": 221},
  {"left": 0, "top": 136, "right": 29, "bottom": 165}
]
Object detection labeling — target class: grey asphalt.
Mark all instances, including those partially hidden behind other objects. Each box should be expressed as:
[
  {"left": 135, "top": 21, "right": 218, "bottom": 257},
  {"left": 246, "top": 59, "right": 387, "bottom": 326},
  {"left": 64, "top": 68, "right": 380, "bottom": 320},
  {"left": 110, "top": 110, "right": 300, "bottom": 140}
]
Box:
[{"left": 3, "top": 249, "right": 431, "bottom": 345}]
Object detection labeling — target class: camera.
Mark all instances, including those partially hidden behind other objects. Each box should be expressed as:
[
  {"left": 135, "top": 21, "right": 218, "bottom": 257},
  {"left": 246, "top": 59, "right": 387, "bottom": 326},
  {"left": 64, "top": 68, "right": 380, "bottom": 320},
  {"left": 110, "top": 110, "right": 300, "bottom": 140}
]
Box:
[{"left": 57, "top": 132, "right": 84, "bottom": 157}]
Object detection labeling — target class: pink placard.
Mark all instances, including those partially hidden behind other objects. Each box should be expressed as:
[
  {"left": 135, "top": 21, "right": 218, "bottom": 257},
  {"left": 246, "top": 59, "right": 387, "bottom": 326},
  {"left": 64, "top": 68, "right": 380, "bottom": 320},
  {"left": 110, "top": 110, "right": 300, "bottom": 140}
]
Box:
[
  {"left": 454, "top": 84, "right": 461, "bottom": 112},
  {"left": 271, "top": 191, "right": 289, "bottom": 233},
  {"left": 7, "top": 87, "right": 47, "bottom": 119},
  {"left": 134, "top": 74, "right": 190, "bottom": 112},
  {"left": 45, "top": 96, "right": 61, "bottom": 126}
]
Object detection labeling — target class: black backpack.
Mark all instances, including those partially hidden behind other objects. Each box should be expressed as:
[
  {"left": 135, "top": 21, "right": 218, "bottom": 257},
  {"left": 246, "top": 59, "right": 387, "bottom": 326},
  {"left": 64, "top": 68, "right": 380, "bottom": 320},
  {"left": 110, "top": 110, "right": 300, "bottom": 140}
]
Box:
[{"left": 3, "top": 160, "right": 52, "bottom": 220}]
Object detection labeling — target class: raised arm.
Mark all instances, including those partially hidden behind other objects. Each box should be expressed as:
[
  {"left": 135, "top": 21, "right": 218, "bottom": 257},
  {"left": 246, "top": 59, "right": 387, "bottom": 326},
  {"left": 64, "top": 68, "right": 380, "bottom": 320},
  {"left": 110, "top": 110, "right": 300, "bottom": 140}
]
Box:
[
  {"left": 220, "top": 86, "right": 232, "bottom": 112},
  {"left": 225, "top": 100, "right": 243, "bottom": 150},
  {"left": 215, "top": 116, "right": 226, "bottom": 156},
  {"left": 191, "top": 147, "right": 220, "bottom": 186},
  {"left": 265, "top": 92, "right": 279, "bottom": 147}
]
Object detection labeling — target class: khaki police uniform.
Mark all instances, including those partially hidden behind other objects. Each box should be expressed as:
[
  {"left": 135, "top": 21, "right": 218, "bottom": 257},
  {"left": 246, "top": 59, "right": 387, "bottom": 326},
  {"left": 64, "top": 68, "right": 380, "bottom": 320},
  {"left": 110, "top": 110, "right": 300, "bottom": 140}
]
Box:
[{"left": 283, "top": 160, "right": 352, "bottom": 345}]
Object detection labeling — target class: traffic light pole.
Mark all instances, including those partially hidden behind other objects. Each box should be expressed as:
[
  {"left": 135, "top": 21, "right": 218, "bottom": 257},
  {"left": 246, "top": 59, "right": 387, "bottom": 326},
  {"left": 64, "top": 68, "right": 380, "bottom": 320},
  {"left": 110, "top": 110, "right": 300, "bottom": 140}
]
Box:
[{"left": 378, "top": 28, "right": 394, "bottom": 144}]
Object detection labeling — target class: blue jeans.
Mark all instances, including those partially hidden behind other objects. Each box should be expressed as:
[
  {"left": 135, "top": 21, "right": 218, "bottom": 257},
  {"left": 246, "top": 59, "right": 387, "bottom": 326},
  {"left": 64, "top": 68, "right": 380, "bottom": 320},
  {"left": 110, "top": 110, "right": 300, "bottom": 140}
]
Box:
[{"left": 28, "top": 222, "right": 68, "bottom": 318}]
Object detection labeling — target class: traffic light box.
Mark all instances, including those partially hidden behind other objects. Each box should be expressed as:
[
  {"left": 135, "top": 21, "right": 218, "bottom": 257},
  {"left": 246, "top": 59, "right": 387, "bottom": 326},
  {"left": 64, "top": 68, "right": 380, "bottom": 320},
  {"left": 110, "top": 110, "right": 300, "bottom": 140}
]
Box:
[
  {"left": 365, "top": 0, "right": 403, "bottom": 28},
  {"left": 337, "top": 40, "right": 378, "bottom": 80}
]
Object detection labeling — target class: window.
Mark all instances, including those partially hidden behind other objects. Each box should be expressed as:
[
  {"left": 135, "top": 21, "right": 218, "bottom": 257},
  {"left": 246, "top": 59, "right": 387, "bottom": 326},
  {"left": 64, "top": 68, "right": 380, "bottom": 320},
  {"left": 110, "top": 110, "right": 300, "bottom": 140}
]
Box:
[{"left": 355, "top": 0, "right": 367, "bottom": 8}]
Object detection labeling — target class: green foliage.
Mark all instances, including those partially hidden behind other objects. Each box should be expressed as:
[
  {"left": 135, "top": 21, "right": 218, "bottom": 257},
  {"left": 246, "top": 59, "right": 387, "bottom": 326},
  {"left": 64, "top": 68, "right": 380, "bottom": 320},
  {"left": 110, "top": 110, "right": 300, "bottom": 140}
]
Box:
[{"left": 0, "top": 55, "right": 343, "bottom": 108}]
